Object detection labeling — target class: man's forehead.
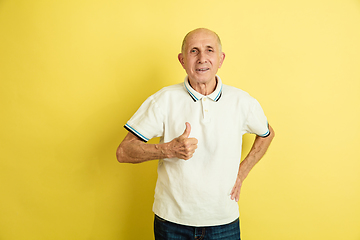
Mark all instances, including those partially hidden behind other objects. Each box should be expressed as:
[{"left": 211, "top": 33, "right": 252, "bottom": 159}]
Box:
[
  {"left": 181, "top": 28, "right": 222, "bottom": 53},
  {"left": 185, "top": 31, "right": 218, "bottom": 48}
]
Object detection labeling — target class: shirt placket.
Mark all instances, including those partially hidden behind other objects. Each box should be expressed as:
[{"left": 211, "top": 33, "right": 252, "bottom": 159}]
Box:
[{"left": 201, "top": 97, "right": 210, "bottom": 123}]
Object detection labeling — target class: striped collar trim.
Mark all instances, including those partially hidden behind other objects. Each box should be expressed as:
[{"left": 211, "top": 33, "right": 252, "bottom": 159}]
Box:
[{"left": 183, "top": 75, "right": 223, "bottom": 102}]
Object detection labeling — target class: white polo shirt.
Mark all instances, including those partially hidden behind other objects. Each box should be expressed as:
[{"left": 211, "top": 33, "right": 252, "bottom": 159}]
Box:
[{"left": 125, "top": 75, "right": 269, "bottom": 227}]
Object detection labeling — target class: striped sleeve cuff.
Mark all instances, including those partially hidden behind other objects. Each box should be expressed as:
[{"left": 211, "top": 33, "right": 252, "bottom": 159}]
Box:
[
  {"left": 258, "top": 123, "right": 270, "bottom": 138},
  {"left": 124, "top": 123, "right": 149, "bottom": 142}
]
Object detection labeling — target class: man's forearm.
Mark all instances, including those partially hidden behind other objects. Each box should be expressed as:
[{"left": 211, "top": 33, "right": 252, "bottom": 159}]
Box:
[
  {"left": 230, "top": 125, "right": 274, "bottom": 202},
  {"left": 239, "top": 125, "right": 275, "bottom": 181},
  {"left": 116, "top": 133, "right": 172, "bottom": 164}
]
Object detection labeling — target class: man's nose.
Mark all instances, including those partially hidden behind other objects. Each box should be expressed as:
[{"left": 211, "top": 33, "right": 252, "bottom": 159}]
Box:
[{"left": 197, "top": 52, "right": 207, "bottom": 63}]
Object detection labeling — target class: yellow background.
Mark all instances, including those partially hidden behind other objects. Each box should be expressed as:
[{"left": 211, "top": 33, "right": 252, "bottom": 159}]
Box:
[{"left": 1, "top": 0, "right": 359, "bottom": 239}]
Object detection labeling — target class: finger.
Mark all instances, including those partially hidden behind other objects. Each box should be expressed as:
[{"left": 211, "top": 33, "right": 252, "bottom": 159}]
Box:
[
  {"left": 230, "top": 186, "right": 236, "bottom": 200},
  {"left": 234, "top": 188, "right": 239, "bottom": 202},
  {"left": 181, "top": 122, "right": 191, "bottom": 138},
  {"left": 186, "top": 137, "right": 198, "bottom": 145},
  {"left": 230, "top": 182, "right": 241, "bottom": 202},
  {"left": 230, "top": 188, "right": 239, "bottom": 202},
  {"left": 183, "top": 153, "right": 194, "bottom": 160},
  {"left": 235, "top": 189, "right": 240, "bottom": 202},
  {"left": 181, "top": 144, "right": 197, "bottom": 156}
]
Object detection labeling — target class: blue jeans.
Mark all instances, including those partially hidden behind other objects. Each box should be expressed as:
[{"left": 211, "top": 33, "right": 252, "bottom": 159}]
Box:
[{"left": 154, "top": 215, "right": 241, "bottom": 240}]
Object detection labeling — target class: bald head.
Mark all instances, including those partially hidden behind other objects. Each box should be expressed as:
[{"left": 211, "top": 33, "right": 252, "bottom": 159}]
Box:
[{"left": 181, "top": 28, "right": 222, "bottom": 53}]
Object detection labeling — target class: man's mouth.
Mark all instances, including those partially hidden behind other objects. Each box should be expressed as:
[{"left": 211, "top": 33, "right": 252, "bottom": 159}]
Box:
[{"left": 196, "top": 68, "right": 210, "bottom": 72}]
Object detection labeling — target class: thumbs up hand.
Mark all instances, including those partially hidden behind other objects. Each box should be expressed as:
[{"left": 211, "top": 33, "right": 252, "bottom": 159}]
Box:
[
  {"left": 168, "top": 122, "right": 198, "bottom": 160},
  {"left": 179, "top": 122, "right": 192, "bottom": 139}
]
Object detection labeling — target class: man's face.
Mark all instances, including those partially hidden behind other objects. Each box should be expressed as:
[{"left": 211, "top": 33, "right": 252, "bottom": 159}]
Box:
[{"left": 178, "top": 30, "right": 225, "bottom": 87}]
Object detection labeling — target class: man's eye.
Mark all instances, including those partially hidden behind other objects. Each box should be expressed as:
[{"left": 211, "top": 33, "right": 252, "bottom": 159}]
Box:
[
  {"left": 191, "top": 49, "right": 197, "bottom": 53},
  {"left": 208, "top": 49, "right": 214, "bottom": 52}
]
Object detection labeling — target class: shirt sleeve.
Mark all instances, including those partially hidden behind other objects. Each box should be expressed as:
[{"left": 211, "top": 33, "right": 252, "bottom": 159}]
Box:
[
  {"left": 124, "top": 95, "right": 165, "bottom": 142},
  {"left": 244, "top": 99, "right": 270, "bottom": 137}
]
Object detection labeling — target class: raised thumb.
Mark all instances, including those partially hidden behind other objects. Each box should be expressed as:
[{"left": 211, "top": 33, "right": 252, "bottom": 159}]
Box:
[{"left": 181, "top": 122, "right": 191, "bottom": 138}]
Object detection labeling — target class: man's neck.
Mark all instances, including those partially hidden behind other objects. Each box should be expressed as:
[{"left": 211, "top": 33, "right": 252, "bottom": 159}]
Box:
[{"left": 189, "top": 77, "right": 217, "bottom": 96}]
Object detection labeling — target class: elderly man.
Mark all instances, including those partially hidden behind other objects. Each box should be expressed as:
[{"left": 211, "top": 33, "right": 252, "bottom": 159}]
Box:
[{"left": 117, "top": 28, "right": 274, "bottom": 240}]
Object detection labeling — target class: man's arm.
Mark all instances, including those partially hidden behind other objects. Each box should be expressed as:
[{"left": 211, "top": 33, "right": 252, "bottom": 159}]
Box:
[
  {"left": 116, "top": 122, "right": 198, "bottom": 164},
  {"left": 230, "top": 124, "right": 275, "bottom": 202}
]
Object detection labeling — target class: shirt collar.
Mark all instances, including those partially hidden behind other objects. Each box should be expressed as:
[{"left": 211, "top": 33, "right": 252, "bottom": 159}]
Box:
[{"left": 183, "top": 75, "right": 223, "bottom": 102}]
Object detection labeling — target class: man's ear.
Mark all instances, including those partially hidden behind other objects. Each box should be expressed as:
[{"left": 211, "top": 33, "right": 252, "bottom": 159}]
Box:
[
  {"left": 178, "top": 53, "right": 185, "bottom": 68},
  {"left": 219, "top": 52, "right": 225, "bottom": 68}
]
